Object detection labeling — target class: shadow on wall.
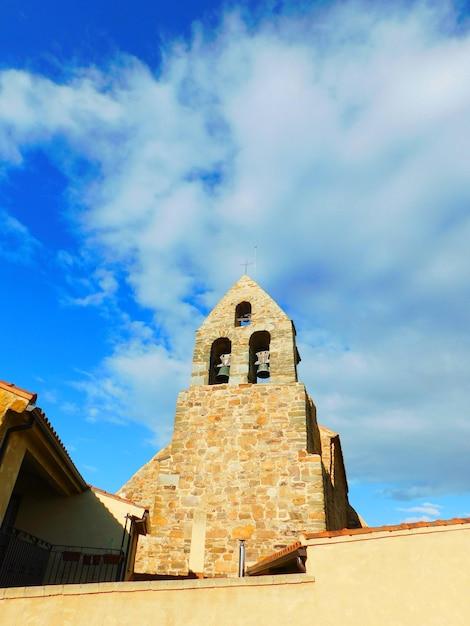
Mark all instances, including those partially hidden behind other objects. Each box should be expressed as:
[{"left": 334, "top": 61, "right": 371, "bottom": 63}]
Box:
[
  {"left": 0, "top": 453, "right": 139, "bottom": 586},
  {"left": 11, "top": 453, "right": 129, "bottom": 550}
]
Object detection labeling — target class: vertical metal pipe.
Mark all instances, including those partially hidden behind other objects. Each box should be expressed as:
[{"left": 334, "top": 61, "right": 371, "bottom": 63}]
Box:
[
  {"left": 238, "top": 540, "right": 245, "bottom": 577},
  {"left": 118, "top": 515, "right": 129, "bottom": 581},
  {"left": 121, "top": 518, "right": 134, "bottom": 582}
]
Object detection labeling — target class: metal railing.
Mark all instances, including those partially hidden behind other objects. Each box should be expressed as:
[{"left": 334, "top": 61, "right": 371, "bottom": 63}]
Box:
[
  {"left": 0, "top": 527, "right": 124, "bottom": 588},
  {"left": 0, "top": 528, "right": 51, "bottom": 587},
  {"left": 45, "top": 544, "right": 123, "bottom": 585}
]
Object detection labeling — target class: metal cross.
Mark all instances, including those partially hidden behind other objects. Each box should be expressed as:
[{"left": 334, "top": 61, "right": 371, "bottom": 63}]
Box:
[{"left": 241, "top": 260, "right": 254, "bottom": 274}]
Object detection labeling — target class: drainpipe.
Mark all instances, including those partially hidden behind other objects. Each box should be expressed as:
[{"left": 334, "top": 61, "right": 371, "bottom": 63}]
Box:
[
  {"left": 117, "top": 514, "right": 131, "bottom": 581},
  {"left": 0, "top": 413, "right": 35, "bottom": 466},
  {"left": 238, "top": 540, "right": 246, "bottom": 577},
  {"left": 123, "top": 516, "right": 135, "bottom": 581}
]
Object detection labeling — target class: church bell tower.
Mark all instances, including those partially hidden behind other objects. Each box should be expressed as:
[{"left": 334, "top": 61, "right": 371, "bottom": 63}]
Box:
[
  {"left": 119, "top": 275, "right": 361, "bottom": 578},
  {"left": 190, "top": 274, "right": 300, "bottom": 387}
]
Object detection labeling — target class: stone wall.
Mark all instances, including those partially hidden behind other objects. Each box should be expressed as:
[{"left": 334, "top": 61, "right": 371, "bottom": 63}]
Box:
[
  {"left": 320, "top": 427, "right": 350, "bottom": 530},
  {"left": 120, "top": 382, "right": 327, "bottom": 577}
]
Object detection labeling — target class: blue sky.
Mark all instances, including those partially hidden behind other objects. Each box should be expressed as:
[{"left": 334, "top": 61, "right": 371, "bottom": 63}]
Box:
[{"left": 2, "top": 0, "right": 470, "bottom": 527}]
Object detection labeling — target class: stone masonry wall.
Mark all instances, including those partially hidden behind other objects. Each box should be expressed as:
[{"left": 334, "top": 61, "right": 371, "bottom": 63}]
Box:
[
  {"left": 119, "top": 382, "right": 327, "bottom": 577},
  {"left": 320, "top": 427, "right": 350, "bottom": 530}
]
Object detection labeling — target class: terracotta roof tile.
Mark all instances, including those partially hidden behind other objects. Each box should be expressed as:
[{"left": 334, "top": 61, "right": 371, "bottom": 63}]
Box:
[
  {"left": 1, "top": 379, "right": 86, "bottom": 490},
  {"left": 91, "top": 485, "right": 149, "bottom": 510},
  {"left": 247, "top": 541, "right": 302, "bottom": 571},
  {"left": 33, "top": 407, "right": 86, "bottom": 489},
  {"left": 304, "top": 517, "right": 470, "bottom": 540}
]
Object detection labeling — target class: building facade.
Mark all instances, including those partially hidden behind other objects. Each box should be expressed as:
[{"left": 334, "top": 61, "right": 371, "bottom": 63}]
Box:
[
  {"left": 0, "top": 381, "right": 148, "bottom": 588},
  {"left": 119, "top": 275, "right": 361, "bottom": 577}
]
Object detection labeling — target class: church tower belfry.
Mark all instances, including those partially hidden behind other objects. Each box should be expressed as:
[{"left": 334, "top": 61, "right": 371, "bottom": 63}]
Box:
[
  {"left": 191, "top": 275, "right": 301, "bottom": 386},
  {"left": 119, "top": 275, "right": 361, "bottom": 578}
]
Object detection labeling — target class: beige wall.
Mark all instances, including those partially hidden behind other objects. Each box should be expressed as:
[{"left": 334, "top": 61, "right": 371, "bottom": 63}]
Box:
[
  {"left": 0, "top": 432, "right": 26, "bottom": 525},
  {"left": 304, "top": 523, "right": 470, "bottom": 625},
  {"left": 5, "top": 466, "right": 145, "bottom": 583},
  {"left": 1, "top": 525, "right": 470, "bottom": 626},
  {"left": 0, "top": 388, "right": 147, "bottom": 584},
  {"left": 14, "top": 484, "right": 143, "bottom": 550},
  {"left": 0, "top": 576, "right": 314, "bottom": 626}
]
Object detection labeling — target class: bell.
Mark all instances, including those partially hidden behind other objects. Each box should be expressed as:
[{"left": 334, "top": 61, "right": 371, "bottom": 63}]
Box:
[
  {"left": 216, "top": 365, "right": 230, "bottom": 382},
  {"left": 256, "top": 362, "right": 270, "bottom": 379},
  {"left": 255, "top": 349, "right": 270, "bottom": 379},
  {"left": 216, "top": 353, "right": 231, "bottom": 382}
]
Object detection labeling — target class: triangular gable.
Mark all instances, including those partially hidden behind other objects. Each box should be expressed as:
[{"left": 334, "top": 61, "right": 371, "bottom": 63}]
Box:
[{"left": 200, "top": 275, "right": 289, "bottom": 329}]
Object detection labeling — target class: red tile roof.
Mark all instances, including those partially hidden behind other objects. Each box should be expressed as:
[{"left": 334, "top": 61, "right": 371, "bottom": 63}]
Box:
[
  {"left": 246, "top": 541, "right": 303, "bottom": 574},
  {"left": 33, "top": 407, "right": 87, "bottom": 490},
  {"left": 91, "top": 485, "right": 149, "bottom": 510},
  {"left": 248, "top": 517, "right": 470, "bottom": 574},
  {"left": 304, "top": 517, "right": 470, "bottom": 540}
]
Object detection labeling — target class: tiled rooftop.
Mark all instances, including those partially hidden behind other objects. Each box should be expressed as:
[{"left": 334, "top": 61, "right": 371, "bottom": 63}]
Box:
[
  {"left": 249, "top": 517, "right": 470, "bottom": 573},
  {"left": 1, "top": 379, "right": 85, "bottom": 488},
  {"left": 91, "top": 485, "right": 150, "bottom": 510},
  {"left": 303, "top": 516, "right": 470, "bottom": 540}
]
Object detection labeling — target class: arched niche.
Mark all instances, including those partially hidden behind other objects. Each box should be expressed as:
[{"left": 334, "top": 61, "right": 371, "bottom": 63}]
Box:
[
  {"left": 248, "top": 331, "right": 271, "bottom": 383},
  {"left": 235, "top": 302, "right": 252, "bottom": 327},
  {"left": 209, "top": 337, "right": 232, "bottom": 385}
]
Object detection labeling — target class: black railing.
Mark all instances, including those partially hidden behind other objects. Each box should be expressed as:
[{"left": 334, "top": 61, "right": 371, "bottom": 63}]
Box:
[
  {"left": 46, "top": 544, "right": 124, "bottom": 585},
  {"left": 0, "top": 528, "right": 124, "bottom": 588},
  {"left": 0, "top": 528, "right": 51, "bottom": 587}
]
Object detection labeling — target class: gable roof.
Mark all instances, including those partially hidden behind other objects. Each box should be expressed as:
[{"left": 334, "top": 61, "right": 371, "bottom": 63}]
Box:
[
  {"left": 200, "top": 274, "right": 289, "bottom": 329},
  {"left": 0, "top": 379, "right": 87, "bottom": 491}
]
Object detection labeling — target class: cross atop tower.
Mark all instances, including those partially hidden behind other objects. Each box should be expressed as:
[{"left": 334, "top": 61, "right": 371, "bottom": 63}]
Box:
[{"left": 241, "top": 260, "right": 254, "bottom": 274}]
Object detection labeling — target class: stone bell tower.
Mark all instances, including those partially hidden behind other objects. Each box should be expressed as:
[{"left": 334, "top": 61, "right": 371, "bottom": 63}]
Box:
[{"left": 119, "top": 275, "right": 361, "bottom": 577}]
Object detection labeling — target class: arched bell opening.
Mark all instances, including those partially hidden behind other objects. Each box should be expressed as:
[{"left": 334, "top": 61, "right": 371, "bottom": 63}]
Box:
[
  {"left": 248, "top": 331, "right": 271, "bottom": 384},
  {"left": 209, "top": 337, "right": 232, "bottom": 385},
  {"left": 235, "top": 302, "right": 252, "bottom": 327}
]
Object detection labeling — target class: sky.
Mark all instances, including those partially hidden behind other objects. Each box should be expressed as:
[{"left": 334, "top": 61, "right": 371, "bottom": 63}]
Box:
[{"left": 1, "top": 0, "right": 470, "bottom": 527}]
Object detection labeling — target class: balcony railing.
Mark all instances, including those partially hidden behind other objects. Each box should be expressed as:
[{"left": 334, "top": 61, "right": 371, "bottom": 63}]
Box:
[{"left": 0, "top": 527, "right": 125, "bottom": 588}]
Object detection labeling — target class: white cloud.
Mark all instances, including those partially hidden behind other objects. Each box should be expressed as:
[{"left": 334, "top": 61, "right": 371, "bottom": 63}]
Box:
[
  {"left": 1, "top": 2, "right": 470, "bottom": 494},
  {"left": 73, "top": 322, "right": 190, "bottom": 443},
  {"left": 0, "top": 209, "right": 40, "bottom": 263},
  {"left": 69, "top": 268, "right": 119, "bottom": 307},
  {"left": 401, "top": 516, "right": 434, "bottom": 523},
  {"left": 398, "top": 502, "right": 442, "bottom": 519}
]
